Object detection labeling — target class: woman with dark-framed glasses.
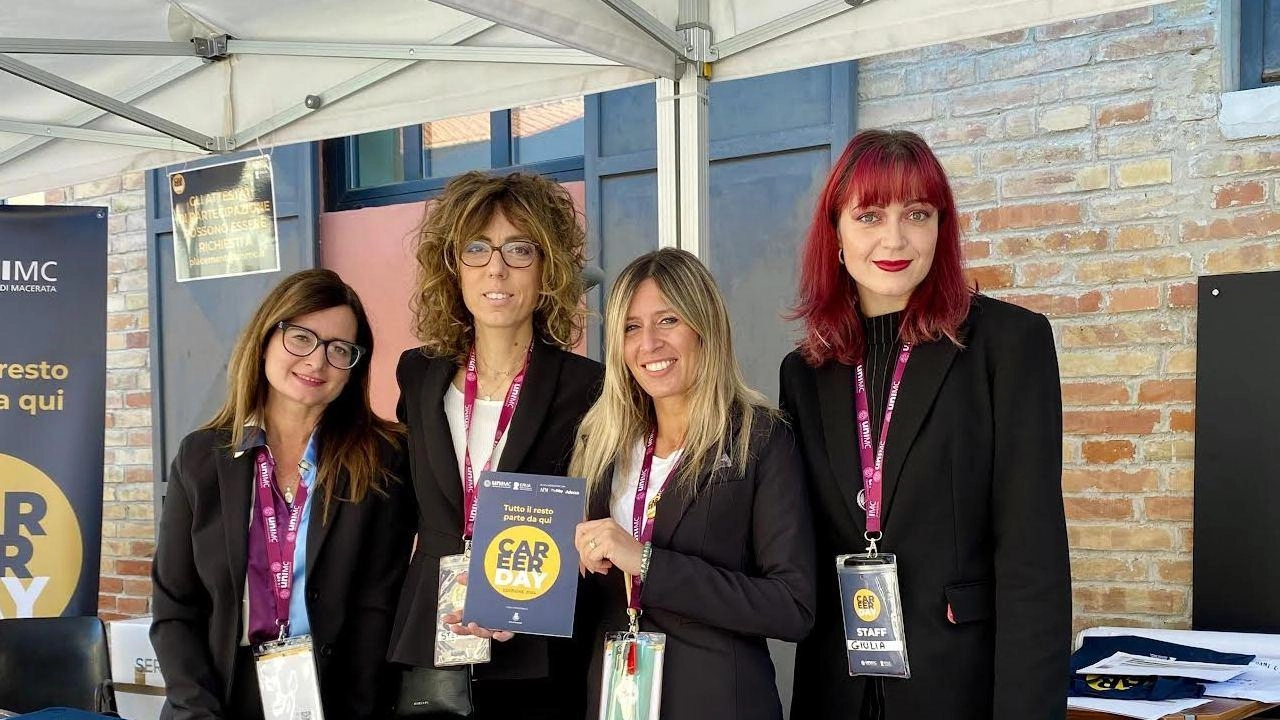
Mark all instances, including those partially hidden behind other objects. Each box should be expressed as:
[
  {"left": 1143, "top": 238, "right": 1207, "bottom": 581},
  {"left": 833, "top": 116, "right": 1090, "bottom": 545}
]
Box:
[
  {"left": 152, "top": 269, "right": 412, "bottom": 720},
  {"left": 389, "top": 171, "right": 602, "bottom": 719}
]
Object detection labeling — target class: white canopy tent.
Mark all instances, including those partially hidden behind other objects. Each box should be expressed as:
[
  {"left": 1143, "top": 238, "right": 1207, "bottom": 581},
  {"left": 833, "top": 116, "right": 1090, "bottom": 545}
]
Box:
[{"left": 2, "top": 0, "right": 1169, "bottom": 252}]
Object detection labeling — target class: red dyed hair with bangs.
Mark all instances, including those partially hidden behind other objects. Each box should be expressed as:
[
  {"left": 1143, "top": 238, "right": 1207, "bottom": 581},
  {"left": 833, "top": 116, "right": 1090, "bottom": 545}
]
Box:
[{"left": 790, "top": 129, "right": 972, "bottom": 366}]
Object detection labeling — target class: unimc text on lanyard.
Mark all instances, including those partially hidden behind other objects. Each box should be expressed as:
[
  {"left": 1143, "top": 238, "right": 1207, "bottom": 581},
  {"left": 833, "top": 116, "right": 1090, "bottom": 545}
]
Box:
[
  {"left": 854, "top": 342, "right": 911, "bottom": 554},
  {"left": 461, "top": 343, "right": 532, "bottom": 546},
  {"left": 627, "top": 428, "right": 676, "bottom": 631},
  {"left": 254, "top": 449, "right": 308, "bottom": 641}
]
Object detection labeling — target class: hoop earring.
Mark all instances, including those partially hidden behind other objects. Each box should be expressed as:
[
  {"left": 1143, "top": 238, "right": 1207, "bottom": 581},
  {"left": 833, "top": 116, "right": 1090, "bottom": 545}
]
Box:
[{"left": 838, "top": 248, "right": 845, "bottom": 266}]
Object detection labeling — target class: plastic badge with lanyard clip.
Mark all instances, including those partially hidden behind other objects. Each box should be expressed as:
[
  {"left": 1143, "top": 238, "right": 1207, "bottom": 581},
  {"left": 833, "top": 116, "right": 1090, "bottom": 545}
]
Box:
[
  {"left": 837, "top": 343, "right": 912, "bottom": 679},
  {"left": 600, "top": 429, "right": 670, "bottom": 720},
  {"left": 250, "top": 449, "right": 325, "bottom": 719},
  {"left": 435, "top": 344, "right": 530, "bottom": 667}
]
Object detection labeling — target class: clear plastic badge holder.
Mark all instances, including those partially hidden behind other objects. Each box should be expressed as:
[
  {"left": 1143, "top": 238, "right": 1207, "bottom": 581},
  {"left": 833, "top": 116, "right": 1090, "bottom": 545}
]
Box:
[
  {"left": 599, "top": 631, "right": 665, "bottom": 720},
  {"left": 435, "top": 552, "right": 492, "bottom": 666},
  {"left": 836, "top": 553, "right": 910, "bottom": 679},
  {"left": 253, "top": 635, "right": 326, "bottom": 720}
]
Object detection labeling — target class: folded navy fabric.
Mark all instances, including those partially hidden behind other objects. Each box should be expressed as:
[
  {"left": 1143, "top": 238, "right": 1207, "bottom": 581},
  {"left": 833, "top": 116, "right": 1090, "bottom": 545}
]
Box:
[{"left": 1067, "top": 635, "right": 1256, "bottom": 700}]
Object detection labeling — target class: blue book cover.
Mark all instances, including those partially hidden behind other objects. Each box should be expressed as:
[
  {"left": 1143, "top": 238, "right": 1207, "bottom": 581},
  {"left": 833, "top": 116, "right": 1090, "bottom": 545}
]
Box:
[{"left": 463, "top": 471, "right": 586, "bottom": 637}]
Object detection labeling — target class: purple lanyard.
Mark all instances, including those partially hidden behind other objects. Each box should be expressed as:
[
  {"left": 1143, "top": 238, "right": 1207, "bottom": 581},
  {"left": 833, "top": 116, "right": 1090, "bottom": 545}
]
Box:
[
  {"left": 461, "top": 343, "right": 531, "bottom": 540},
  {"left": 627, "top": 429, "right": 676, "bottom": 612},
  {"left": 253, "top": 449, "right": 308, "bottom": 639},
  {"left": 853, "top": 343, "right": 912, "bottom": 538}
]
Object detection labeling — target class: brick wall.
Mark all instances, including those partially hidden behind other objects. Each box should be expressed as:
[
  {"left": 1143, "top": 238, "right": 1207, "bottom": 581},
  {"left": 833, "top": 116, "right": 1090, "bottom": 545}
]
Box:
[
  {"left": 28, "top": 171, "right": 156, "bottom": 620},
  {"left": 858, "top": 0, "right": 1279, "bottom": 632}
]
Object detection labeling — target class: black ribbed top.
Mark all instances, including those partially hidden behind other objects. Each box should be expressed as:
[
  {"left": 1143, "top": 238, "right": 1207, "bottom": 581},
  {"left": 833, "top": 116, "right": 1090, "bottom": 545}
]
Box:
[{"left": 860, "top": 310, "right": 904, "bottom": 447}]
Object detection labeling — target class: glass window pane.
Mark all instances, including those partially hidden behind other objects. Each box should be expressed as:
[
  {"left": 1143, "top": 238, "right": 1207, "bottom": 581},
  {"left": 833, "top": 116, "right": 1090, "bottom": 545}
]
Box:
[
  {"left": 423, "top": 112, "right": 492, "bottom": 178},
  {"left": 511, "top": 98, "right": 585, "bottom": 165},
  {"left": 354, "top": 129, "right": 405, "bottom": 188}
]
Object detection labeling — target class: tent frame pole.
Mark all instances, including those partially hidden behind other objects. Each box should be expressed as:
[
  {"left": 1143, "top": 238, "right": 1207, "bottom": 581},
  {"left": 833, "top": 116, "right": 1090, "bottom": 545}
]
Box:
[
  {"left": 656, "top": 77, "right": 680, "bottom": 250},
  {"left": 0, "top": 59, "right": 204, "bottom": 165},
  {"left": 0, "top": 119, "right": 206, "bottom": 152},
  {"left": 710, "top": 0, "right": 879, "bottom": 60},
  {"left": 600, "top": 0, "right": 690, "bottom": 57},
  {"left": 224, "top": 40, "right": 618, "bottom": 65},
  {"left": 0, "top": 39, "right": 196, "bottom": 55},
  {"left": 656, "top": 0, "right": 711, "bottom": 259},
  {"left": 0, "top": 53, "right": 226, "bottom": 151},
  {"left": 231, "top": 19, "right": 496, "bottom": 148}
]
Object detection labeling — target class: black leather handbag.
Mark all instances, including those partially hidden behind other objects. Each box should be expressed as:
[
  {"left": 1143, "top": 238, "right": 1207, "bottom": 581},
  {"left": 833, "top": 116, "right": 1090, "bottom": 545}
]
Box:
[{"left": 394, "top": 666, "right": 474, "bottom": 718}]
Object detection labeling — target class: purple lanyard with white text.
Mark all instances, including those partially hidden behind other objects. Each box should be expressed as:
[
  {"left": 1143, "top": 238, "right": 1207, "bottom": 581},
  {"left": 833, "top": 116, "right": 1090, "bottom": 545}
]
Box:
[
  {"left": 253, "top": 449, "right": 308, "bottom": 639},
  {"left": 627, "top": 428, "right": 675, "bottom": 612},
  {"left": 461, "top": 344, "right": 531, "bottom": 540},
  {"left": 853, "top": 343, "right": 912, "bottom": 540}
]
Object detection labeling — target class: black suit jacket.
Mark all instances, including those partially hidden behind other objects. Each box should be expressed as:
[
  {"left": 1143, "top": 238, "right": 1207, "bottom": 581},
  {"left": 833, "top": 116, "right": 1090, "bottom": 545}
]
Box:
[
  {"left": 388, "top": 342, "right": 603, "bottom": 694},
  {"left": 781, "top": 295, "right": 1070, "bottom": 720},
  {"left": 583, "top": 415, "right": 816, "bottom": 720},
  {"left": 151, "top": 428, "right": 412, "bottom": 720}
]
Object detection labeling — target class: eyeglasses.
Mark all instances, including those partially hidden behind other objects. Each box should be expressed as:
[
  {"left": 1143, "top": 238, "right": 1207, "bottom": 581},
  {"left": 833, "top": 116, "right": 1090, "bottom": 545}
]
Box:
[
  {"left": 459, "top": 239, "right": 540, "bottom": 268},
  {"left": 276, "top": 322, "right": 366, "bottom": 370}
]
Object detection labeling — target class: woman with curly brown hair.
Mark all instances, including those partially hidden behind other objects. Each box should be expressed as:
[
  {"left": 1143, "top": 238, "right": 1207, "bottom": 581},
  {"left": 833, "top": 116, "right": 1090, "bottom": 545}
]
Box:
[{"left": 388, "top": 171, "right": 603, "bottom": 719}]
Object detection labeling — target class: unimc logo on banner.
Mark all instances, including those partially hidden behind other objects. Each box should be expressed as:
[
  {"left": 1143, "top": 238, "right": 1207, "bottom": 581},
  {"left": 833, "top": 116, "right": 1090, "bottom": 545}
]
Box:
[
  {"left": 482, "top": 525, "right": 561, "bottom": 601},
  {"left": 0, "top": 454, "right": 82, "bottom": 617}
]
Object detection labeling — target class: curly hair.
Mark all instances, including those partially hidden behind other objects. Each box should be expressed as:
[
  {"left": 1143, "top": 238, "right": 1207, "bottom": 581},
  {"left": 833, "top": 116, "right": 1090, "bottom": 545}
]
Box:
[{"left": 411, "top": 171, "right": 587, "bottom": 361}]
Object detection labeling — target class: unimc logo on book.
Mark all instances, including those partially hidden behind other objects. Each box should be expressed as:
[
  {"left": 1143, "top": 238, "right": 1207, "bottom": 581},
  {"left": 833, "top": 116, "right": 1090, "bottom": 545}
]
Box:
[{"left": 483, "top": 525, "right": 560, "bottom": 601}]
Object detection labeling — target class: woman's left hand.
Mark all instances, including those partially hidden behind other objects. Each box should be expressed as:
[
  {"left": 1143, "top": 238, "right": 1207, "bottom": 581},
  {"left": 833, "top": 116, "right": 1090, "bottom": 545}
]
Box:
[{"left": 575, "top": 519, "right": 644, "bottom": 576}]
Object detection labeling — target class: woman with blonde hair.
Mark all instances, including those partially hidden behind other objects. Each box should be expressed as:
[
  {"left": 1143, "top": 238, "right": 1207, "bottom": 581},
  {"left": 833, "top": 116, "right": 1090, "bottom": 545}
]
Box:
[
  {"left": 389, "top": 170, "right": 603, "bottom": 718},
  {"left": 152, "top": 268, "right": 409, "bottom": 719},
  {"left": 573, "top": 248, "right": 815, "bottom": 720}
]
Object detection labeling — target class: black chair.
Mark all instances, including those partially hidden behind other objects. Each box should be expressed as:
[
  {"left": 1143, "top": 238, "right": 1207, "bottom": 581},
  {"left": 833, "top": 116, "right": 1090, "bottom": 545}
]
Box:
[{"left": 0, "top": 616, "right": 117, "bottom": 714}]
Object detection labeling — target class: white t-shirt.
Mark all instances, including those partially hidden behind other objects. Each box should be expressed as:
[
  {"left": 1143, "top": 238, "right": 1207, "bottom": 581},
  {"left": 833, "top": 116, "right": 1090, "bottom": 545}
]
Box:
[
  {"left": 444, "top": 383, "right": 511, "bottom": 483},
  {"left": 610, "top": 440, "right": 683, "bottom": 531}
]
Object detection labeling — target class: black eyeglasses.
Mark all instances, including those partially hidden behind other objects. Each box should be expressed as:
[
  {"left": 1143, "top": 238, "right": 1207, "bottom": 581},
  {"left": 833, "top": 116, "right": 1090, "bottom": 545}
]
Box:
[
  {"left": 459, "top": 239, "right": 540, "bottom": 268},
  {"left": 276, "top": 322, "right": 366, "bottom": 370}
]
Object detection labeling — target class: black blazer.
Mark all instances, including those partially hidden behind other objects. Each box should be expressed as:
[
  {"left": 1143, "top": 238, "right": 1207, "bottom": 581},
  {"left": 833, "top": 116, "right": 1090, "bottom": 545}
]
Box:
[
  {"left": 583, "top": 415, "right": 816, "bottom": 720},
  {"left": 151, "top": 428, "right": 412, "bottom": 720},
  {"left": 781, "top": 295, "right": 1070, "bottom": 720},
  {"left": 388, "top": 342, "right": 603, "bottom": 688}
]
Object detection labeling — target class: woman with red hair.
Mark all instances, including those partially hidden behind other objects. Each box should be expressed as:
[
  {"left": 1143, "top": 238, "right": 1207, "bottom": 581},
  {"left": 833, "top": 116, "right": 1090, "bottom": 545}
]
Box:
[{"left": 781, "top": 129, "right": 1070, "bottom": 719}]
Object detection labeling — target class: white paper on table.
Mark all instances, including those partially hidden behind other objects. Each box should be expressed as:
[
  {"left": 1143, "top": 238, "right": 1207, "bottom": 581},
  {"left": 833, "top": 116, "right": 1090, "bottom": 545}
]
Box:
[
  {"left": 1079, "top": 627, "right": 1280, "bottom": 657},
  {"left": 1077, "top": 652, "right": 1248, "bottom": 682},
  {"left": 1067, "top": 696, "right": 1209, "bottom": 720},
  {"left": 1207, "top": 656, "right": 1280, "bottom": 702}
]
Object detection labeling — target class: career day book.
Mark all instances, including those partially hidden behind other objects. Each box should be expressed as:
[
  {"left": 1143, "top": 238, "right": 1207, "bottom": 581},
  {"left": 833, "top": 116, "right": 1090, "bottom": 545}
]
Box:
[{"left": 464, "top": 471, "right": 586, "bottom": 637}]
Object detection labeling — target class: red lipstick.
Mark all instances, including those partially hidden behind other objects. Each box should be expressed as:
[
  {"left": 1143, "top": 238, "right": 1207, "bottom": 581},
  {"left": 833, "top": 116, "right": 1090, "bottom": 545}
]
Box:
[{"left": 873, "top": 260, "right": 911, "bottom": 272}]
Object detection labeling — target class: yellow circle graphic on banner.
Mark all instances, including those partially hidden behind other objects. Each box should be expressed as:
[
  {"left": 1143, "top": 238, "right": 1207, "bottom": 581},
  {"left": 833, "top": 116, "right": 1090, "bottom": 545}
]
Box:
[
  {"left": 482, "top": 525, "right": 560, "bottom": 601},
  {"left": 853, "top": 588, "right": 881, "bottom": 623},
  {"left": 0, "top": 454, "right": 82, "bottom": 618}
]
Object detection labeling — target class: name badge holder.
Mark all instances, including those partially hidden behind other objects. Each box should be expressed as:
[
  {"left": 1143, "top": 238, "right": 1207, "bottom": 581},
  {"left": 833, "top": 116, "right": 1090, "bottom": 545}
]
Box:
[
  {"left": 600, "top": 625, "right": 666, "bottom": 720},
  {"left": 254, "top": 634, "right": 326, "bottom": 720},
  {"left": 435, "top": 550, "right": 491, "bottom": 666},
  {"left": 837, "top": 552, "right": 910, "bottom": 678}
]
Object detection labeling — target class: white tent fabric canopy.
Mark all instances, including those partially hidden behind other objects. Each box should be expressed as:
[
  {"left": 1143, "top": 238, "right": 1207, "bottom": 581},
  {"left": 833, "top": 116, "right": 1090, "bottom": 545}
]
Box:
[{"left": 0, "top": 0, "right": 1170, "bottom": 199}]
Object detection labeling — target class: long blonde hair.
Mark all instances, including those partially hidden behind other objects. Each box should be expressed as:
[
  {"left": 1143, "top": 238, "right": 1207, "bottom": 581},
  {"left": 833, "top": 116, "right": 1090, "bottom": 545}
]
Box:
[
  {"left": 570, "top": 249, "right": 773, "bottom": 497},
  {"left": 411, "top": 171, "right": 587, "bottom": 361},
  {"left": 204, "top": 269, "right": 402, "bottom": 513}
]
